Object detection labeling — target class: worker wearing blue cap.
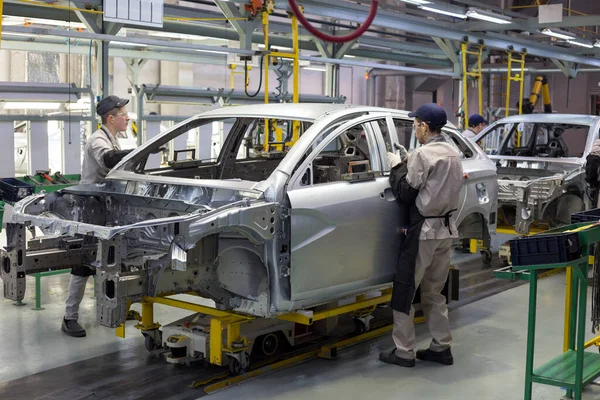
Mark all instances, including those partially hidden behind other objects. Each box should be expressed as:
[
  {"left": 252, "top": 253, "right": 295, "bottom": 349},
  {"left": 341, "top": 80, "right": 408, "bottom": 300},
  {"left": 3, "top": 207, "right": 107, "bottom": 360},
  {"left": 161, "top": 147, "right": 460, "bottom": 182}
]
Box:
[
  {"left": 380, "top": 103, "right": 464, "bottom": 368},
  {"left": 462, "top": 114, "right": 488, "bottom": 140}
]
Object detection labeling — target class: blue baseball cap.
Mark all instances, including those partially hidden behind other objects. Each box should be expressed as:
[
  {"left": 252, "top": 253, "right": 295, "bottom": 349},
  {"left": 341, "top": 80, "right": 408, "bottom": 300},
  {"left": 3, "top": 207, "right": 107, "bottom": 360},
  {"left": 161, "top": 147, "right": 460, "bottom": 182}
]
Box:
[
  {"left": 96, "top": 95, "right": 129, "bottom": 115},
  {"left": 468, "top": 114, "right": 488, "bottom": 127},
  {"left": 408, "top": 103, "right": 447, "bottom": 130}
]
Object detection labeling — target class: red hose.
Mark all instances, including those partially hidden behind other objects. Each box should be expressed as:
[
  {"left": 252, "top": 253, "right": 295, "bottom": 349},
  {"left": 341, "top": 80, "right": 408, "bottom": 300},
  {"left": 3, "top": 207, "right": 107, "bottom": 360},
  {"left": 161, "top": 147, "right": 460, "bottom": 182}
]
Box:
[{"left": 288, "top": 0, "right": 379, "bottom": 43}]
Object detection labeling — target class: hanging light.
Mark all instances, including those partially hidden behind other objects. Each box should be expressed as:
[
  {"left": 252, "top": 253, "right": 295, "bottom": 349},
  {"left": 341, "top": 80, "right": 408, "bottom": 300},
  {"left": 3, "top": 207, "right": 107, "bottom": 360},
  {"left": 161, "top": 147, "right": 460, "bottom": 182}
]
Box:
[
  {"left": 541, "top": 28, "right": 575, "bottom": 40},
  {"left": 419, "top": 4, "right": 467, "bottom": 19},
  {"left": 466, "top": 8, "right": 512, "bottom": 25}
]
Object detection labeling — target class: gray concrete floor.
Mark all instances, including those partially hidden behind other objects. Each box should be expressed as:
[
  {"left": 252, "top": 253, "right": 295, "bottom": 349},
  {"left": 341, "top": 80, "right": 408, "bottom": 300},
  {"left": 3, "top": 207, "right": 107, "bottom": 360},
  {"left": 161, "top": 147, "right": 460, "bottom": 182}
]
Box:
[{"left": 3, "top": 231, "right": 600, "bottom": 399}]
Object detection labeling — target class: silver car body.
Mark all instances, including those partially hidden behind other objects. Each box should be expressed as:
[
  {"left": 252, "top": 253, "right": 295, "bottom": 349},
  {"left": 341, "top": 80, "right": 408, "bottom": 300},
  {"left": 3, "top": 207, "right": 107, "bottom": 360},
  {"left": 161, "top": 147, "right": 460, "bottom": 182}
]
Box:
[
  {"left": 2, "top": 104, "right": 497, "bottom": 328},
  {"left": 474, "top": 114, "right": 600, "bottom": 233}
]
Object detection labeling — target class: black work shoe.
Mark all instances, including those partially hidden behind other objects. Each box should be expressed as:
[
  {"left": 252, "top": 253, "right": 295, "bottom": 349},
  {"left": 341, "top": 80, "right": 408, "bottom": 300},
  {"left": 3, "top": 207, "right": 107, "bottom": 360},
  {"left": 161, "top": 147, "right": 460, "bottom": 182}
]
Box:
[
  {"left": 61, "top": 318, "right": 86, "bottom": 338},
  {"left": 416, "top": 348, "right": 453, "bottom": 365},
  {"left": 379, "top": 348, "right": 416, "bottom": 367}
]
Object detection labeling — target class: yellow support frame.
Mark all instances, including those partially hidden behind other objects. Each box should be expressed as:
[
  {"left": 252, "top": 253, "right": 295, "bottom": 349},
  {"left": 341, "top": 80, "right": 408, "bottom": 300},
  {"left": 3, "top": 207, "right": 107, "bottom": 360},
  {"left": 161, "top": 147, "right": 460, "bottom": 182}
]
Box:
[
  {"left": 505, "top": 49, "right": 526, "bottom": 120},
  {"left": 0, "top": 0, "right": 3, "bottom": 49},
  {"left": 276, "top": 289, "right": 392, "bottom": 325},
  {"left": 127, "top": 286, "right": 433, "bottom": 372},
  {"left": 461, "top": 41, "right": 485, "bottom": 128},
  {"left": 229, "top": 63, "right": 251, "bottom": 90},
  {"left": 261, "top": 8, "right": 300, "bottom": 152}
]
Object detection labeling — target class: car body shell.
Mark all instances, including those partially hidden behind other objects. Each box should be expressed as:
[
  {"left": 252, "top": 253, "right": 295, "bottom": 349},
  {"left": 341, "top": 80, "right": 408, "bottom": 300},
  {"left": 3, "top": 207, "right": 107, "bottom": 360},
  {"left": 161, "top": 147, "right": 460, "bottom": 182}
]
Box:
[
  {"left": 473, "top": 113, "right": 600, "bottom": 233},
  {"left": 4, "top": 104, "right": 498, "bottom": 327}
]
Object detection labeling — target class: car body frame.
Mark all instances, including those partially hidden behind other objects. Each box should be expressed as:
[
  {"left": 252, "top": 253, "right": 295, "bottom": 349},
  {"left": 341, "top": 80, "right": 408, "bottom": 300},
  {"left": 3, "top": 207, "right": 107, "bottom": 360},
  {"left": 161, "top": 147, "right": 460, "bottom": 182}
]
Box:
[
  {"left": 2, "top": 104, "right": 498, "bottom": 328},
  {"left": 474, "top": 113, "right": 600, "bottom": 234}
]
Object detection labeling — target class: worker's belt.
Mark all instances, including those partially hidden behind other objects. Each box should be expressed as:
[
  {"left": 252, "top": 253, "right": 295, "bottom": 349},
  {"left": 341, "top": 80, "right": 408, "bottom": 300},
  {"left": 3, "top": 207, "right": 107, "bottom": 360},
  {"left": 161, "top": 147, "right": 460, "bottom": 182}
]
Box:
[{"left": 422, "top": 209, "right": 457, "bottom": 235}]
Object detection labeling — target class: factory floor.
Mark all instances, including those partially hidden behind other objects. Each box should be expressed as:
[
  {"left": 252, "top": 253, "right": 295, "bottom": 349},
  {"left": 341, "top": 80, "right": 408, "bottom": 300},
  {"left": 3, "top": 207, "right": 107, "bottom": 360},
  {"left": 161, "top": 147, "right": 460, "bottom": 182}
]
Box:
[{"left": 2, "top": 233, "right": 599, "bottom": 399}]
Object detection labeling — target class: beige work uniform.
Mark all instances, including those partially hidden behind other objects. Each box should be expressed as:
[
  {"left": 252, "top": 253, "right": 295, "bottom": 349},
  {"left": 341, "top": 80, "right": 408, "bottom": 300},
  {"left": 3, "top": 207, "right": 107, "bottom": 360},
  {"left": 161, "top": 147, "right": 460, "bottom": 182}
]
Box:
[
  {"left": 392, "top": 137, "right": 464, "bottom": 360},
  {"left": 81, "top": 125, "right": 122, "bottom": 184}
]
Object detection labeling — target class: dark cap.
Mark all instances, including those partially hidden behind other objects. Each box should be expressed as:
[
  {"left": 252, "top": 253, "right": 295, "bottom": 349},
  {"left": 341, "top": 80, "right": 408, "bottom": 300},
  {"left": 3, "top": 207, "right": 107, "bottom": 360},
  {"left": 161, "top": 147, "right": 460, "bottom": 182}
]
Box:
[
  {"left": 408, "top": 103, "right": 447, "bottom": 130},
  {"left": 96, "top": 95, "right": 129, "bottom": 115},
  {"left": 468, "top": 114, "right": 488, "bottom": 127}
]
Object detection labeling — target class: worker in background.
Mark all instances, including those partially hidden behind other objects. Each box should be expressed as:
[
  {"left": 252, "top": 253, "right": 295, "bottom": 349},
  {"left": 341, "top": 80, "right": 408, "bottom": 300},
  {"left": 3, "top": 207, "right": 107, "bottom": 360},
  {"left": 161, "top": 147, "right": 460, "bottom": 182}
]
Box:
[
  {"left": 379, "top": 103, "right": 464, "bottom": 368},
  {"left": 462, "top": 114, "right": 488, "bottom": 140},
  {"left": 62, "top": 95, "right": 134, "bottom": 338},
  {"left": 586, "top": 139, "right": 600, "bottom": 208}
]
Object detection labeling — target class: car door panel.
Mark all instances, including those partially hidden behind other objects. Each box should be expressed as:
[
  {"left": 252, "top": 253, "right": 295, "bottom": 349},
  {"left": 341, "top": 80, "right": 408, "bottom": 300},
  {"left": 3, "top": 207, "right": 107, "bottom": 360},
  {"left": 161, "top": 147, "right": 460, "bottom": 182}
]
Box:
[{"left": 286, "top": 115, "right": 403, "bottom": 302}]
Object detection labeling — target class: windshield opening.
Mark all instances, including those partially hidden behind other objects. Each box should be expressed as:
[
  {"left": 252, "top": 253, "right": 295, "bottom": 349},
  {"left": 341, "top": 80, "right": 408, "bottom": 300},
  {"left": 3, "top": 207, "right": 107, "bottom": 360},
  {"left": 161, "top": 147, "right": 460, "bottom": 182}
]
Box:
[
  {"left": 121, "top": 117, "right": 313, "bottom": 182},
  {"left": 478, "top": 122, "right": 589, "bottom": 158}
]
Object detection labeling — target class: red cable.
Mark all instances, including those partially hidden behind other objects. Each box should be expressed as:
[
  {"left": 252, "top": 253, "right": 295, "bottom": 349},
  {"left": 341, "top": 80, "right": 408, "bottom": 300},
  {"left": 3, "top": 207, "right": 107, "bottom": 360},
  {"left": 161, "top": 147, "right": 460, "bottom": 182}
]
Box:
[{"left": 288, "top": 0, "right": 379, "bottom": 43}]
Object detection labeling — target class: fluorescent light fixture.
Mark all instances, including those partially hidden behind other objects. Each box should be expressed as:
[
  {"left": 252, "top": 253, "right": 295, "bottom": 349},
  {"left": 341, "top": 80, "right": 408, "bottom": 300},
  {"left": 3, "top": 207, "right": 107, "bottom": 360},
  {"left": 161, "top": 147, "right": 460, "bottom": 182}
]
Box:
[
  {"left": 258, "top": 44, "right": 294, "bottom": 51},
  {"left": 400, "top": 0, "right": 431, "bottom": 4},
  {"left": 419, "top": 5, "right": 467, "bottom": 19},
  {"left": 112, "top": 41, "right": 148, "bottom": 47},
  {"left": 147, "top": 31, "right": 207, "bottom": 40},
  {"left": 1, "top": 32, "right": 32, "bottom": 37},
  {"left": 66, "top": 103, "right": 92, "bottom": 111},
  {"left": 29, "top": 18, "right": 86, "bottom": 29},
  {"left": 2, "top": 16, "right": 25, "bottom": 26},
  {"left": 541, "top": 28, "right": 575, "bottom": 40},
  {"left": 568, "top": 40, "right": 594, "bottom": 48},
  {"left": 344, "top": 55, "right": 356, "bottom": 58},
  {"left": 3, "top": 16, "right": 86, "bottom": 29},
  {"left": 3, "top": 102, "right": 62, "bottom": 110},
  {"left": 195, "top": 49, "right": 228, "bottom": 55},
  {"left": 303, "top": 67, "right": 326, "bottom": 72},
  {"left": 466, "top": 8, "right": 512, "bottom": 24}
]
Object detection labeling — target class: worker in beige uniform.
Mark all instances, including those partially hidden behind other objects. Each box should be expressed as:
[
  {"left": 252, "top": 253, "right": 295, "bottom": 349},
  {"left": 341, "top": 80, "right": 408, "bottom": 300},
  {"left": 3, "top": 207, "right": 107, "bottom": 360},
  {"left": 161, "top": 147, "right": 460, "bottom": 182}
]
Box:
[
  {"left": 379, "top": 103, "right": 464, "bottom": 367},
  {"left": 62, "top": 95, "right": 133, "bottom": 338}
]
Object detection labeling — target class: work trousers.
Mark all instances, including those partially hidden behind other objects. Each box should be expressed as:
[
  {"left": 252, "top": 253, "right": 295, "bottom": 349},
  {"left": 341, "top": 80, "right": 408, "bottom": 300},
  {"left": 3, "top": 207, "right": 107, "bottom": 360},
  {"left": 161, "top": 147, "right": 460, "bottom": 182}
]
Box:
[
  {"left": 392, "top": 238, "right": 453, "bottom": 359},
  {"left": 65, "top": 274, "right": 89, "bottom": 321}
]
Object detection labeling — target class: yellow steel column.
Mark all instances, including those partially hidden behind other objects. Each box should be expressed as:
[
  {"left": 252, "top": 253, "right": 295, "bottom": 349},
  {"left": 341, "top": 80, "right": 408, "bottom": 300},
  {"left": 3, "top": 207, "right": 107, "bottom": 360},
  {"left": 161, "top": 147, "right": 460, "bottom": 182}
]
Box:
[
  {"left": 0, "top": 0, "right": 3, "bottom": 49},
  {"left": 461, "top": 42, "right": 469, "bottom": 123},
  {"left": 229, "top": 64, "right": 236, "bottom": 89},
  {"left": 517, "top": 53, "right": 525, "bottom": 115},
  {"left": 505, "top": 52, "right": 512, "bottom": 118},
  {"left": 262, "top": 11, "right": 270, "bottom": 152},
  {"left": 227, "top": 321, "right": 242, "bottom": 347},
  {"left": 263, "top": 11, "right": 269, "bottom": 105},
  {"left": 292, "top": 16, "right": 299, "bottom": 104},
  {"left": 477, "top": 45, "right": 483, "bottom": 115},
  {"left": 291, "top": 14, "right": 300, "bottom": 143},
  {"left": 141, "top": 301, "right": 154, "bottom": 327},
  {"left": 210, "top": 317, "right": 224, "bottom": 366}
]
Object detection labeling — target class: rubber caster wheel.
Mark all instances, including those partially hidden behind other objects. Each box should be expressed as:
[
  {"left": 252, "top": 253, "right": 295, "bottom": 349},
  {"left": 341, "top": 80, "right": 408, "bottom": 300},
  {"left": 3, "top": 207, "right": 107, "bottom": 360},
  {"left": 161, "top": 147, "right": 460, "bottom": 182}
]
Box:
[
  {"left": 481, "top": 249, "right": 492, "bottom": 265},
  {"left": 260, "top": 333, "right": 279, "bottom": 357},
  {"left": 144, "top": 334, "right": 161, "bottom": 352},
  {"left": 228, "top": 353, "right": 250, "bottom": 376},
  {"left": 353, "top": 318, "right": 367, "bottom": 335}
]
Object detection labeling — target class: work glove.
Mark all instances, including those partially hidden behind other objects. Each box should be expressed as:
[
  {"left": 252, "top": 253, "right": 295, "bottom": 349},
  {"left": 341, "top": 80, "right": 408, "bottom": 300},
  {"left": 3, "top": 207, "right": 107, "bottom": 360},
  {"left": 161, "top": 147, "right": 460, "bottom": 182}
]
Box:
[
  {"left": 151, "top": 146, "right": 168, "bottom": 154},
  {"left": 387, "top": 152, "right": 403, "bottom": 169},
  {"left": 393, "top": 143, "right": 408, "bottom": 161}
]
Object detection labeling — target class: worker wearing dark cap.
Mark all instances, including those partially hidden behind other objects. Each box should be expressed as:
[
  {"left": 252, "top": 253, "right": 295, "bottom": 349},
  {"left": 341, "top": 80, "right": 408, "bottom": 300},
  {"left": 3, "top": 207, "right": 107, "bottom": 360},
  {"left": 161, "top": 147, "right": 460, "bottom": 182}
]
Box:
[
  {"left": 62, "top": 95, "right": 134, "bottom": 338},
  {"left": 462, "top": 114, "right": 488, "bottom": 140},
  {"left": 380, "top": 103, "right": 464, "bottom": 368}
]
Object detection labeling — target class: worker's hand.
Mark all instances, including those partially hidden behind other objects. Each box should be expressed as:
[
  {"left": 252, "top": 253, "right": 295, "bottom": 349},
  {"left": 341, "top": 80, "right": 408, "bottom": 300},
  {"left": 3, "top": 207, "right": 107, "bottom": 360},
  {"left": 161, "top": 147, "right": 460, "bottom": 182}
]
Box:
[
  {"left": 387, "top": 152, "right": 403, "bottom": 169},
  {"left": 393, "top": 142, "right": 408, "bottom": 161},
  {"left": 151, "top": 146, "right": 168, "bottom": 154}
]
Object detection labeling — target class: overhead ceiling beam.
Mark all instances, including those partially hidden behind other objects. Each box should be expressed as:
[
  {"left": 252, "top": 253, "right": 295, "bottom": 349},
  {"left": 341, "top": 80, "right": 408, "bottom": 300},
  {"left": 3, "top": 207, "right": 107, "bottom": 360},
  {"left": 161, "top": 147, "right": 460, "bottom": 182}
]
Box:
[
  {"left": 0, "top": 38, "right": 230, "bottom": 65},
  {"left": 3, "top": 0, "right": 476, "bottom": 67},
  {"left": 281, "top": 0, "right": 600, "bottom": 67},
  {"left": 458, "top": 15, "right": 600, "bottom": 33}
]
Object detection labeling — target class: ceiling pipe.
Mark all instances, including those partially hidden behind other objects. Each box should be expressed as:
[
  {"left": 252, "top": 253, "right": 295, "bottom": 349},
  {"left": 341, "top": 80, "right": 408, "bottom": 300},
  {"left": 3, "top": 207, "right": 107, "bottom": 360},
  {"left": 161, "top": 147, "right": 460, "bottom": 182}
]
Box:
[{"left": 480, "top": 67, "right": 600, "bottom": 73}]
